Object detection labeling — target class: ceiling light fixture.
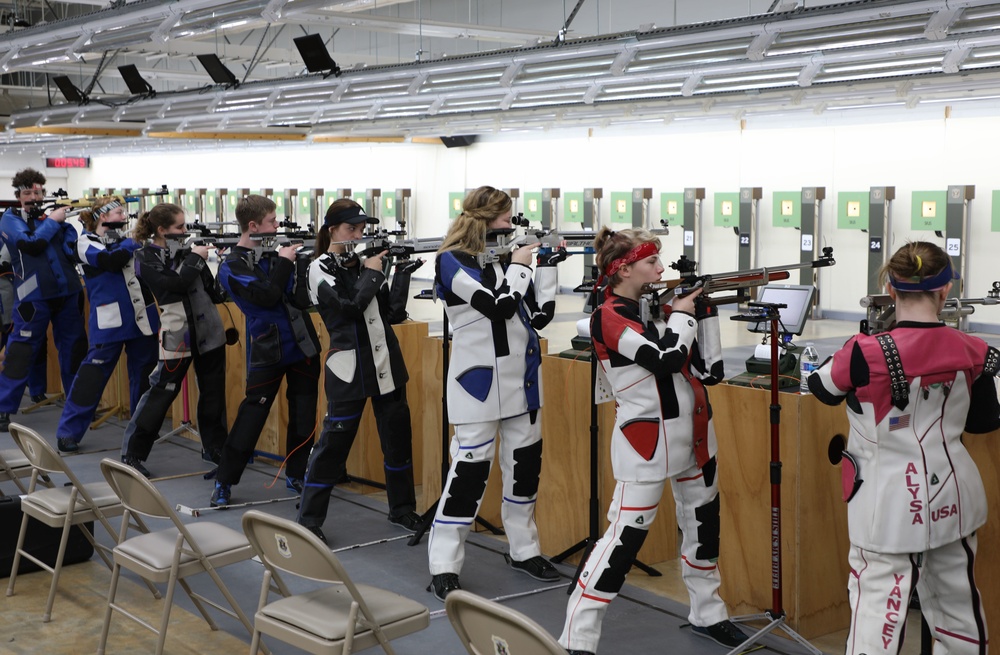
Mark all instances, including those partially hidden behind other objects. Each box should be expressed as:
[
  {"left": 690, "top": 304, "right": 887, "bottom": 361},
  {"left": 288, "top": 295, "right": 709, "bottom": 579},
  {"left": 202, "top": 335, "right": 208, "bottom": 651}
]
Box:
[
  {"left": 293, "top": 34, "right": 341, "bottom": 78},
  {"left": 196, "top": 54, "right": 239, "bottom": 87},
  {"left": 52, "top": 75, "right": 88, "bottom": 105},
  {"left": 118, "top": 64, "right": 156, "bottom": 96}
]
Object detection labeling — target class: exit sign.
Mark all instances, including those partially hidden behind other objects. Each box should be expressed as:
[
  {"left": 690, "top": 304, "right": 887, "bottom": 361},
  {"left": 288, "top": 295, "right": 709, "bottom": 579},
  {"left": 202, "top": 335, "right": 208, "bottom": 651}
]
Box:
[{"left": 45, "top": 157, "right": 90, "bottom": 168}]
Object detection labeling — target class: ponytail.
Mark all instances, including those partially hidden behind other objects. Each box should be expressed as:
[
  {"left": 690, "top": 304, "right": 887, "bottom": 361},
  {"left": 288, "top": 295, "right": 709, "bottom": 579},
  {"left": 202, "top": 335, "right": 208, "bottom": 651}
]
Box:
[{"left": 132, "top": 202, "right": 183, "bottom": 242}]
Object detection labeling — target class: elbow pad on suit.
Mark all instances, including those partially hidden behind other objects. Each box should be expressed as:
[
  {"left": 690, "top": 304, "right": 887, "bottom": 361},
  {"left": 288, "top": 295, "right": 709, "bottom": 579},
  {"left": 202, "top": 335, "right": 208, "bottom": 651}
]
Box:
[{"left": 96, "top": 248, "right": 132, "bottom": 270}]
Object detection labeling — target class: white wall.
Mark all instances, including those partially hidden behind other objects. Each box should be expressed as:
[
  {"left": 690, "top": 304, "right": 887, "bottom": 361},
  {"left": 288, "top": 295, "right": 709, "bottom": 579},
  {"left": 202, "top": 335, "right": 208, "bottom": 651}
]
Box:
[
  {"left": 65, "top": 106, "right": 1000, "bottom": 329},
  {"left": 0, "top": 153, "right": 68, "bottom": 199}
]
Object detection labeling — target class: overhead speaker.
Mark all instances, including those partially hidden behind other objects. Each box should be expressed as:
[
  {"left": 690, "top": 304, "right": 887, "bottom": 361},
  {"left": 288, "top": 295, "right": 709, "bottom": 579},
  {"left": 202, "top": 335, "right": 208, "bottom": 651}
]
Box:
[
  {"left": 197, "top": 54, "right": 239, "bottom": 86},
  {"left": 439, "top": 135, "right": 478, "bottom": 148}
]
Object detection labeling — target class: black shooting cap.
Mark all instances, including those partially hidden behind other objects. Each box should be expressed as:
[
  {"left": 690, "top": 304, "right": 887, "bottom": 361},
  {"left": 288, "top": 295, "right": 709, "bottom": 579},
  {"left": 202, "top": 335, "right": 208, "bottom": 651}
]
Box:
[{"left": 323, "top": 204, "right": 379, "bottom": 227}]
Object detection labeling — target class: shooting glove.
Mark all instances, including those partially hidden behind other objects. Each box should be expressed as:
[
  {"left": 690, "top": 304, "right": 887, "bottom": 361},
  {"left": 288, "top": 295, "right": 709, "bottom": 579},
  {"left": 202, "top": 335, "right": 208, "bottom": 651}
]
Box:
[
  {"left": 393, "top": 258, "right": 424, "bottom": 275},
  {"left": 537, "top": 248, "right": 568, "bottom": 267}
]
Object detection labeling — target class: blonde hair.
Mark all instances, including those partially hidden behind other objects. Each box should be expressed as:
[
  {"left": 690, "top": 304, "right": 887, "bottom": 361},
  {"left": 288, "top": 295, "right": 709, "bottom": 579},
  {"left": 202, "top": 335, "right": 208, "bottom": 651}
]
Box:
[
  {"left": 132, "top": 203, "right": 184, "bottom": 242},
  {"left": 438, "top": 186, "right": 512, "bottom": 255},
  {"left": 594, "top": 227, "right": 661, "bottom": 288}
]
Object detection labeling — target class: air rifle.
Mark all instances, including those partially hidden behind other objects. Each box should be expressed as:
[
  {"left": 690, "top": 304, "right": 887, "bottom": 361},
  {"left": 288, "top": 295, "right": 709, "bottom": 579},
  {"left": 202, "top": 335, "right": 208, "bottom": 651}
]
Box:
[
  {"left": 641, "top": 247, "right": 836, "bottom": 309},
  {"left": 477, "top": 226, "right": 598, "bottom": 267},
  {"left": 163, "top": 232, "right": 241, "bottom": 258},
  {"left": 329, "top": 229, "right": 444, "bottom": 260},
  {"left": 859, "top": 281, "right": 1000, "bottom": 335},
  {"left": 25, "top": 187, "right": 164, "bottom": 222}
]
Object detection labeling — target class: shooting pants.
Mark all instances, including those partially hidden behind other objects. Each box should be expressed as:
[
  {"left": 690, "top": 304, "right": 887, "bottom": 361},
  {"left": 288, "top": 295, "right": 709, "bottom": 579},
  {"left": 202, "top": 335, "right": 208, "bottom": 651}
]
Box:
[
  {"left": 122, "top": 346, "right": 228, "bottom": 463},
  {"left": 298, "top": 386, "right": 416, "bottom": 529},
  {"left": 0, "top": 294, "right": 86, "bottom": 412},
  {"left": 846, "top": 536, "right": 986, "bottom": 655},
  {"left": 56, "top": 334, "right": 158, "bottom": 444},
  {"left": 560, "top": 460, "right": 728, "bottom": 654},
  {"left": 428, "top": 411, "right": 543, "bottom": 576},
  {"left": 216, "top": 356, "right": 320, "bottom": 485}
]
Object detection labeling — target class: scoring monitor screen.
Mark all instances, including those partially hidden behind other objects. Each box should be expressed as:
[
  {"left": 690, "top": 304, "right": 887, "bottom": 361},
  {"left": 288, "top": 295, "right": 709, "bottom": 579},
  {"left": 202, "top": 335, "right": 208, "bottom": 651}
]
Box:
[{"left": 746, "top": 284, "right": 816, "bottom": 336}]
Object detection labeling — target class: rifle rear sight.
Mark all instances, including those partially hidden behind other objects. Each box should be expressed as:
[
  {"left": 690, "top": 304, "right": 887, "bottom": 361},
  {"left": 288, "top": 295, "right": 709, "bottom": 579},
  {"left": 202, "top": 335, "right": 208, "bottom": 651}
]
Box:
[
  {"left": 670, "top": 255, "right": 698, "bottom": 276},
  {"left": 511, "top": 213, "right": 529, "bottom": 228}
]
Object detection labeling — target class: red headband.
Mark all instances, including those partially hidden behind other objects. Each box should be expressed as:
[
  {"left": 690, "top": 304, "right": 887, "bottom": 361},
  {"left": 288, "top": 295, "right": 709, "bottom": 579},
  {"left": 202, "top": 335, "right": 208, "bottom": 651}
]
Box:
[{"left": 605, "top": 241, "right": 659, "bottom": 277}]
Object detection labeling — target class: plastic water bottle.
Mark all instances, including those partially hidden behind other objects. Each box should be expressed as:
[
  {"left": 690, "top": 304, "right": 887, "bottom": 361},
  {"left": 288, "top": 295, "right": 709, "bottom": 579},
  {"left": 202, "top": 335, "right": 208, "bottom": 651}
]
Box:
[{"left": 800, "top": 343, "right": 819, "bottom": 394}]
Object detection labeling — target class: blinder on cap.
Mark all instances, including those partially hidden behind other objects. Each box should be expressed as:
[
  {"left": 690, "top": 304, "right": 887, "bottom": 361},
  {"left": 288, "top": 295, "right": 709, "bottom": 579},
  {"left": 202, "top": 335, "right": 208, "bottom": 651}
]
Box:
[{"left": 323, "top": 204, "right": 379, "bottom": 228}]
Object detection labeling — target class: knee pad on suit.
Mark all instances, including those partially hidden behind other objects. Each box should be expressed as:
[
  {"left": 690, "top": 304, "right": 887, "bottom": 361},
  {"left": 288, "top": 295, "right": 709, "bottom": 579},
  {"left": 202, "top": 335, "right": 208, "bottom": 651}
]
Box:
[
  {"left": 68, "top": 364, "right": 107, "bottom": 408},
  {"left": 511, "top": 440, "right": 542, "bottom": 497},
  {"left": 442, "top": 460, "right": 491, "bottom": 518},
  {"left": 2, "top": 341, "right": 33, "bottom": 380},
  {"left": 694, "top": 494, "right": 721, "bottom": 561},
  {"left": 323, "top": 413, "right": 362, "bottom": 434},
  {"left": 593, "top": 525, "right": 649, "bottom": 593}
]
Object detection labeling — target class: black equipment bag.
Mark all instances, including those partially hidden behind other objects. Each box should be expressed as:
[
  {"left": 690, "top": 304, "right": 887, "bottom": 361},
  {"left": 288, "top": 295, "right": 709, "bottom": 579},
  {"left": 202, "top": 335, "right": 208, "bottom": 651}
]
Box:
[{"left": 0, "top": 495, "right": 95, "bottom": 577}]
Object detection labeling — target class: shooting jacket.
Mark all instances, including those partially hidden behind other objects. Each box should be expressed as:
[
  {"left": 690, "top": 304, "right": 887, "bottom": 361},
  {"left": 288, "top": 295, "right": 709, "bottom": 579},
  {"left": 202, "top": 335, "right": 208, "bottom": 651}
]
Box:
[
  {"left": 435, "top": 250, "right": 557, "bottom": 424},
  {"left": 0, "top": 207, "right": 81, "bottom": 303},
  {"left": 591, "top": 291, "right": 725, "bottom": 481},
  {"left": 308, "top": 252, "right": 413, "bottom": 401},
  {"left": 77, "top": 232, "right": 159, "bottom": 343},
  {"left": 810, "top": 322, "right": 1000, "bottom": 553},
  {"left": 219, "top": 245, "right": 318, "bottom": 370},
  {"left": 0, "top": 245, "right": 13, "bottom": 327},
  {"left": 136, "top": 243, "right": 227, "bottom": 360}
]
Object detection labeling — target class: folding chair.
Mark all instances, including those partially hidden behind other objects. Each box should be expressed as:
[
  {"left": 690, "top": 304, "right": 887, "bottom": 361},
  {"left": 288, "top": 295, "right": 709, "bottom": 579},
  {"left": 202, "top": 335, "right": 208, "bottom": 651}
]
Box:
[
  {"left": 445, "top": 589, "right": 567, "bottom": 655},
  {"left": 0, "top": 446, "right": 33, "bottom": 495},
  {"left": 241, "top": 510, "right": 430, "bottom": 655},
  {"left": 5, "top": 423, "right": 134, "bottom": 623},
  {"left": 97, "top": 458, "right": 261, "bottom": 655},
  {"left": 0, "top": 443, "right": 57, "bottom": 496}
]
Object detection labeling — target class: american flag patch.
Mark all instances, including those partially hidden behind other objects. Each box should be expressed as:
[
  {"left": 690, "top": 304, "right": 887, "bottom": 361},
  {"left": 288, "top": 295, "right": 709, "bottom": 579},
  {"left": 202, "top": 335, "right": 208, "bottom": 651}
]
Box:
[{"left": 889, "top": 415, "right": 911, "bottom": 431}]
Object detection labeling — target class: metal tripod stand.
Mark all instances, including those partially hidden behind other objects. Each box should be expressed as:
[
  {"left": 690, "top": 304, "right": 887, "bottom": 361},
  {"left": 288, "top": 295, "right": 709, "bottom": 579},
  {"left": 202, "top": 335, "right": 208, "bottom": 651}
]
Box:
[
  {"left": 155, "top": 375, "right": 200, "bottom": 443},
  {"left": 727, "top": 301, "right": 821, "bottom": 655}
]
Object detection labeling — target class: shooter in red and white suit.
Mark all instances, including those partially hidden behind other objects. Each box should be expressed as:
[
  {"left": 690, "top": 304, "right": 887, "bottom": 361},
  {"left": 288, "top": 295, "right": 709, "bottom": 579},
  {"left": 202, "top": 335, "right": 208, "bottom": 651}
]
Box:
[
  {"left": 809, "top": 241, "right": 999, "bottom": 655},
  {"left": 560, "top": 227, "right": 747, "bottom": 655}
]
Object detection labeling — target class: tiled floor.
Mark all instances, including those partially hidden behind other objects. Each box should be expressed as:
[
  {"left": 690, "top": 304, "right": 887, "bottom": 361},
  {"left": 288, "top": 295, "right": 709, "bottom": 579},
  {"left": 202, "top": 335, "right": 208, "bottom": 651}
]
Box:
[{"left": 0, "top": 287, "right": 946, "bottom": 655}]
